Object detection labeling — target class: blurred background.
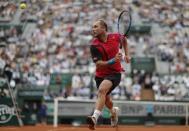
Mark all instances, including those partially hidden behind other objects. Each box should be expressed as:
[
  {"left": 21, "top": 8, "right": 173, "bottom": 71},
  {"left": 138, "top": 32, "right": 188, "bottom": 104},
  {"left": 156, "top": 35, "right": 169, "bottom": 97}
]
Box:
[{"left": 0, "top": 0, "right": 189, "bottom": 127}]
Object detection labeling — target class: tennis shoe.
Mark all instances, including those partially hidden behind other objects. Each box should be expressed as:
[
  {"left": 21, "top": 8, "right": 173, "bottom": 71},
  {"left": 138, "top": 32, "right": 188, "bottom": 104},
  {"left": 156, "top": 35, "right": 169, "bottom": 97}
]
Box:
[
  {"left": 111, "top": 107, "right": 119, "bottom": 127},
  {"left": 87, "top": 116, "right": 96, "bottom": 130}
]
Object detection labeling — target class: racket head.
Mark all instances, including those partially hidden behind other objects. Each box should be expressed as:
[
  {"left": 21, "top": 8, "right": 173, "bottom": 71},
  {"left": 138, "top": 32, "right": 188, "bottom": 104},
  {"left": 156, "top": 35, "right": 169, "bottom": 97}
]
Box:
[{"left": 117, "top": 10, "right": 132, "bottom": 36}]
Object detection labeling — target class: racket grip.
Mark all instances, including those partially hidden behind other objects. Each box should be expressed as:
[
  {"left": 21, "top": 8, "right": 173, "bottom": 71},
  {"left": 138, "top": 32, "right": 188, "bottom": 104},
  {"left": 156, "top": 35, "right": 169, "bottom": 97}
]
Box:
[
  {"left": 119, "top": 48, "right": 122, "bottom": 53},
  {"left": 118, "top": 49, "right": 123, "bottom": 60}
]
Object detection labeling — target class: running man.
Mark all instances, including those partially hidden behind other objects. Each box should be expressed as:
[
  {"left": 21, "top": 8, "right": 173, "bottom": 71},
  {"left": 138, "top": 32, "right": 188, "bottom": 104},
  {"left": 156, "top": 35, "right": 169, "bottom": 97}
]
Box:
[{"left": 87, "top": 19, "right": 130, "bottom": 130}]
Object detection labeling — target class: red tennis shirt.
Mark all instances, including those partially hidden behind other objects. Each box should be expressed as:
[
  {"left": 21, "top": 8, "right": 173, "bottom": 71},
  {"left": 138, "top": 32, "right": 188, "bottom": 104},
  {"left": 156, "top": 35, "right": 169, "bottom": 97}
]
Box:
[{"left": 90, "top": 33, "right": 125, "bottom": 77}]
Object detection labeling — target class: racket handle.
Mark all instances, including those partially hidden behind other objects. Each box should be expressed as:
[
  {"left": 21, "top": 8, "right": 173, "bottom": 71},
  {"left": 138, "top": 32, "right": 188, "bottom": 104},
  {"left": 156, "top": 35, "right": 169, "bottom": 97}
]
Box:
[
  {"left": 119, "top": 48, "right": 122, "bottom": 53},
  {"left": 119, "top": 48, "right": 123, "bottom": 59}
]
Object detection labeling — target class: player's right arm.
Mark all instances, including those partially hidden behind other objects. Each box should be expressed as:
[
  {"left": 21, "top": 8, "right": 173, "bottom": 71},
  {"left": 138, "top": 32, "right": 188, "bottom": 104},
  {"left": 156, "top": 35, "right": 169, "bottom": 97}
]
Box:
[{"left": 90, "top": 45, "right": 122, "bottom": 69}]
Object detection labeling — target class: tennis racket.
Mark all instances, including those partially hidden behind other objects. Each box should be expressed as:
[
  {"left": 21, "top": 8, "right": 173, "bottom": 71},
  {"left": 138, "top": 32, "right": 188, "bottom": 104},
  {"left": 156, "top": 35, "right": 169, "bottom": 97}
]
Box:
[
  {"left": 117, "top": 10, "right": 132, "bottom": 66},
  {"left": 117, "top": 10, "right": 132, "bottom": 48}
]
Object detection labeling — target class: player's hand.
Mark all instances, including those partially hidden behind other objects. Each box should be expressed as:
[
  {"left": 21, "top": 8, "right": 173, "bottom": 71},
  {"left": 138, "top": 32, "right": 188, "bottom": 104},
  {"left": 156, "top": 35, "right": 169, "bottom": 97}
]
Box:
[
  {"left": 115, "top": 53, "right": 122, "bottom": 62},
  {"left": 124, "top": 55, "right": 130, "bottom": 63}
]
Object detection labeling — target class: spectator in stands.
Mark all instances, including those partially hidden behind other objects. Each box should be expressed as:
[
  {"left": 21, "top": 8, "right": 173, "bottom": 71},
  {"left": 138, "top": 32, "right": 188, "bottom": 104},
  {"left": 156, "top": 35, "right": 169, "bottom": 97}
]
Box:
[
  {"left": 0, "top": 48, "right": 12, "bottom": 82},
  {"left": 131, "top": 78, "right": 142, "bottom": 101},
  {"left": 0, "top": 88, "right": 7, "bottom": 98},
  {"left": 71, "top": 73, "right": 82, "bottom": 97},
  {"left": 144, "top": 73, "right": 152, "bottom": 89},
  {"left": 38, "top": 101, "right": 47, "bottom": 124}
]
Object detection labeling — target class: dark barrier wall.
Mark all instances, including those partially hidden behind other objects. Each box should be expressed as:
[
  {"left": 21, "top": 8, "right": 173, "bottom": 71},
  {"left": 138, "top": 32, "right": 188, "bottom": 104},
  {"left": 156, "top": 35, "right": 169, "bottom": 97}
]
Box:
[{"left": 0, "top": 98, "right": 18, "bottom": 126}]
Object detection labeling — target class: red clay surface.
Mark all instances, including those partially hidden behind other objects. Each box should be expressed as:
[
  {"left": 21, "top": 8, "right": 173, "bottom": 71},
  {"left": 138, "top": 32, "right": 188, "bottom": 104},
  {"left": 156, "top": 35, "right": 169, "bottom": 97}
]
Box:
[{"left": 0, "top": 125, "right": 189, "bottom": 131}]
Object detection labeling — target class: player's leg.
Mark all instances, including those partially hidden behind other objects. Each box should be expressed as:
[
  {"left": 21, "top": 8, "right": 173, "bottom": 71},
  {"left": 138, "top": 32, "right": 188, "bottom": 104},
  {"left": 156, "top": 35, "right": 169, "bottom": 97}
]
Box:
[
  {"left": 87, "top": 79, "right": 113, "bottom": 130},
  {"left": 105, "top": 95, "right": 113, "bottom": 113},
  {"left": 105, "top": 95, "right": 119, "bottom": 127},
  {"left": 105, "top": 95, "right": 113, "bottom": 114},
  {"left": 95, "top": 80, "right": 113, "bottom": 111},
  {"left": 104, "top": 73, "right": 121, "bottom": 127}
]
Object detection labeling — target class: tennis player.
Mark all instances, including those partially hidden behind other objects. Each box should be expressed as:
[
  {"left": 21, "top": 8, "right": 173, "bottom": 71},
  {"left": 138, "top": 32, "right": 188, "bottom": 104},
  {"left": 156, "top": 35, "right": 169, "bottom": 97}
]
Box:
[{"left": 87, "top": 19, "right": 130, "bottom": 130}]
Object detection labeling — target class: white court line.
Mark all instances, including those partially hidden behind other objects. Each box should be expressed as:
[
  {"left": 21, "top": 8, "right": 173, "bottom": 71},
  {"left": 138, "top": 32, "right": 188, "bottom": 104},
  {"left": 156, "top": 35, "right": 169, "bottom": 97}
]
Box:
[{"left": 48, "top": 127, "right": 77, "bottom": 131}]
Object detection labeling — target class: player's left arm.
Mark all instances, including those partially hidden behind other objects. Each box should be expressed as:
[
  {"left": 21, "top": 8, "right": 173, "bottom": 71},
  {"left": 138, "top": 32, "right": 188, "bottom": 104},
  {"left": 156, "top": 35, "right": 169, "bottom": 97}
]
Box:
[{"left": 122, "top": 37, "right": 130, "bottom": 63}]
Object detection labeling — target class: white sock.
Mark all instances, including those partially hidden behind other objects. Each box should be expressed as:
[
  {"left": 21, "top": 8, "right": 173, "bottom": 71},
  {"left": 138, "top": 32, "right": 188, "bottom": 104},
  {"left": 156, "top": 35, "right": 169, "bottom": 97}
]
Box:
[{"left": 92, "top": 110, "right": 101, "bottom": 122}]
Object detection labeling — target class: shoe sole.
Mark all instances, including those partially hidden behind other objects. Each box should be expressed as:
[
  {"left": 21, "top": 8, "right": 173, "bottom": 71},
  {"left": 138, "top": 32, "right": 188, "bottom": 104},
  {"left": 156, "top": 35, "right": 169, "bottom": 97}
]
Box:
[{"left": 87, "top": 116, "right": 95, "bottom": 130}]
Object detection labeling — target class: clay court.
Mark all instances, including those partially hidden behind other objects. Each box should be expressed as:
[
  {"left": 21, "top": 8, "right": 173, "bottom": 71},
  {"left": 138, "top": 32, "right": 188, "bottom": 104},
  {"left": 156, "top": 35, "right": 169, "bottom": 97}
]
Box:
[{"left": 0, "top": 125, "right": 189, "bottom": 131}]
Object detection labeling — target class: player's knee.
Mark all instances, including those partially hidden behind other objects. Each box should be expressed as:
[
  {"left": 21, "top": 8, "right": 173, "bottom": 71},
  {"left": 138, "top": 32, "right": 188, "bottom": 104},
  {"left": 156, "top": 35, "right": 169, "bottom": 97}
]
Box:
[{"left": 98, "top": 88, "right": 107, "bottom": 96}]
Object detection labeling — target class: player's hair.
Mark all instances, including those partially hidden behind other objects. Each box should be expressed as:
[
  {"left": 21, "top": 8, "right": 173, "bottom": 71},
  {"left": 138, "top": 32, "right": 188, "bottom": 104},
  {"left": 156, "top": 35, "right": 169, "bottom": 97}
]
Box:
[{"left": 98, "top": 19, "right": 108, "bottom": 31}]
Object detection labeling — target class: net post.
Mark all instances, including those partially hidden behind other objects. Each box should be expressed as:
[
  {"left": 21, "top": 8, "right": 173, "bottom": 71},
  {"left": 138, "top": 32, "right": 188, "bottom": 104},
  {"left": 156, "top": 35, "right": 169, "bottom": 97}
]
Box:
[{"left": 53, "top": 97, "right": 58, "bottom": 127}]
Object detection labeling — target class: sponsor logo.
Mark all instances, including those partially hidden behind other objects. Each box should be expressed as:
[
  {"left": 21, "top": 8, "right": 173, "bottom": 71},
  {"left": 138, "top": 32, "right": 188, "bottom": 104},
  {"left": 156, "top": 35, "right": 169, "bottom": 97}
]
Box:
[{"left": 0, "top": 105, "right": 15, "bottom": 123}]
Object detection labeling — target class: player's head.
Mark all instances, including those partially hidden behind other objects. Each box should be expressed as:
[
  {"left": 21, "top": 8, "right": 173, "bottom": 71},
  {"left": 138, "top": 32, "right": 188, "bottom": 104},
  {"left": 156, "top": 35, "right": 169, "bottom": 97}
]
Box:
[{"left": 92, "top": 19, "right": 107, "bottom": 37}]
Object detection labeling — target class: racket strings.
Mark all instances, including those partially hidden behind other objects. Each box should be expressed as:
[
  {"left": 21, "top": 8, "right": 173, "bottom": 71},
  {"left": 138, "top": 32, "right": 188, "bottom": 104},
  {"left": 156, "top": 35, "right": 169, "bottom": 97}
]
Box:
[{"left": 118, "top": 11, "right": 131, "bottom": 35}]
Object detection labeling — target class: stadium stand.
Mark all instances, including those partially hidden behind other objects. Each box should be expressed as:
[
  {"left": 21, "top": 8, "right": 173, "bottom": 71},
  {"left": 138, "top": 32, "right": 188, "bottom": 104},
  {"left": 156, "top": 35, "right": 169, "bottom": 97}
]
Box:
[{"left": 0, "top": 0, "right": 189, "bottom": 102}]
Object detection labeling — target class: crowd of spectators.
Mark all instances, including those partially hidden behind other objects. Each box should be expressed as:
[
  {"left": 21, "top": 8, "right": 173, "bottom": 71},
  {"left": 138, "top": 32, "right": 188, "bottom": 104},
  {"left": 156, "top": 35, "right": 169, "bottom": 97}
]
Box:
[
  {"left": 0, "top": 0, "right": 189, "bottom": 101},
  {"left": 152, "top": 74, "right": 189, "bottom": 101},
  {"left": 0, "top": 1, "right": 17, "bottom": 22},
  {"left": 136, "top": 0, "right": 189, "bottom": 27}
]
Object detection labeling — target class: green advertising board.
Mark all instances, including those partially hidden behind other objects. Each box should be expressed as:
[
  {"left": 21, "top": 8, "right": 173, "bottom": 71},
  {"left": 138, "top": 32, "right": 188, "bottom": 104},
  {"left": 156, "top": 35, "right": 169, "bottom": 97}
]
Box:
[
  {"left": 131, "top": 57, "right": 155, "bottom": 72},
  {"left": 17, "top": 88, "right": 44, "bottom": 100},
  {"left": 130, "top": 25, "right": 151, "bottom": 34},
  {"left": 48, "top": 73, "right": 72, "bottom": 95},
  {"left": 0, "top": 98, "right": 19, "bottom": 126}
]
